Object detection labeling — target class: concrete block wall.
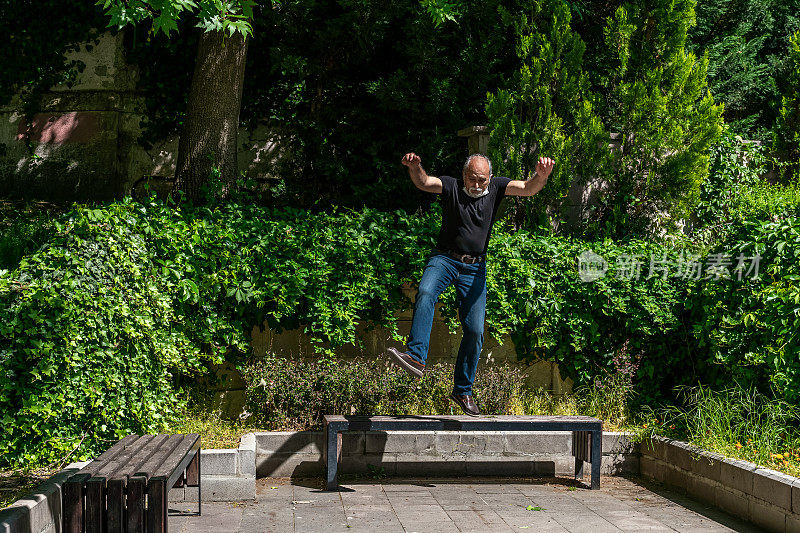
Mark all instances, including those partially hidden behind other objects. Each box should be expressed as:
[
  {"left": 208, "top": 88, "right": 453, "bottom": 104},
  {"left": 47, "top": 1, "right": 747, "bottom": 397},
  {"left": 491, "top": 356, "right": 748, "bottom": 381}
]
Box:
[
  {"left": 640, "top": 436, "right": 800, "bottom": 533},
  {"left": 169, "top": 433, "right": 256, "bottom": 503},
  {"left": 255, "top": 430, "right": 638, "bottom": 479},
  {"left": 0, "top": 461, "right": 89, "bottom": 533}
]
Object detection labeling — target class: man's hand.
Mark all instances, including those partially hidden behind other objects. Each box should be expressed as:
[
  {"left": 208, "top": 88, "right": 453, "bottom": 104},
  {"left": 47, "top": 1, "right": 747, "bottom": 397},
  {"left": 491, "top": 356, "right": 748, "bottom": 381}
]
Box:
[
  {"left": 402, "top": 152, "right": 442, "bottom": 194},
  {"left": 534, "top": 156, "right": 555, "bottom": 181},
  {"left": 505, "top": 156, "right": 555, "bottom": 197},
  {"left": 402, "top": 152, "right": 422, "bottom": 168}
]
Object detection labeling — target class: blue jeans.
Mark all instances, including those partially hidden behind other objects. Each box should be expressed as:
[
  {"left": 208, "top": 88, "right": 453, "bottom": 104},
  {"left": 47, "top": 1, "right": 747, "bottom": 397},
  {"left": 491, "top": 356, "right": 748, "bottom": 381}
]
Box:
[{"left": 405, "top": 251, "right": 487, "bottom": 396}]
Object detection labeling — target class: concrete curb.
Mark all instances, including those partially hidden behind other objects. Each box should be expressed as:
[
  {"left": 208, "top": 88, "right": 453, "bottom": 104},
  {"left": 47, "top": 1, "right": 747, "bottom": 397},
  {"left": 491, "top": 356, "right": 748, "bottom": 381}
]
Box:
[
  {"left": 0, "top": 461, "right": 90, "bottom": 533},
  {"left": 254, "top": 430, "right": 639, "bottom": 478},
  {"left": 639, "top": 436, "right": 800, "bottom": 533},
  {"left": 169, "top": 433, "right": 256, "bottom": 502}
]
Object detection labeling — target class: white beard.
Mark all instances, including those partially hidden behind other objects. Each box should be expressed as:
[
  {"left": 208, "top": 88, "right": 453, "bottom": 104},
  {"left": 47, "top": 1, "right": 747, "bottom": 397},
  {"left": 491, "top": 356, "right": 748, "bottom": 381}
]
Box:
[{"left": 463, "top": 186, "right": 489, "bottom": 198}]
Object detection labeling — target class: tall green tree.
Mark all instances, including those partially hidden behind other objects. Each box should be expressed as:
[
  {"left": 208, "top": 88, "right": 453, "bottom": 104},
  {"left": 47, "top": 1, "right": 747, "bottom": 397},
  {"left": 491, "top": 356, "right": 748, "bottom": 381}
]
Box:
[
  {"left": 485, "top": 0, "right": 608, "bottom": 230},
  {"left": 242, "top": 0, "right": 522, "bottom": 211},
  {"left": 592, "top": 0, "right": 724, "bottom": 237},
  {"left": 773, "top": 30, "right": 800, "bottom": 183},
  {"left": 100, "top": 0, "right": 477, "bottom": 205},
  {"left": 100, "top": 0, "right": 256, "bottom": 203},
  {"left": 686, "top": 0, "right": 800, "bottom": 141}
]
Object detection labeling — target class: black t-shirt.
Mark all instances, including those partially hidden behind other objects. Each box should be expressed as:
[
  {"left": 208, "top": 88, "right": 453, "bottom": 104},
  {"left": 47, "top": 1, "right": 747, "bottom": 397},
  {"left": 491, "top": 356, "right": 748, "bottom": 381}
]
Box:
[{"left": 434, "top": 175, "right": 512, "bottom": 256}]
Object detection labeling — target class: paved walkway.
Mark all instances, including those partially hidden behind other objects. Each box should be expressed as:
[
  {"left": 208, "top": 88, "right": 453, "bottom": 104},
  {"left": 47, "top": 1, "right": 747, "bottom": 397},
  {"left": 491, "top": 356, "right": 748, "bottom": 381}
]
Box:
[{"left": 171, "top": 476, "right": 758, "bottom": 532}]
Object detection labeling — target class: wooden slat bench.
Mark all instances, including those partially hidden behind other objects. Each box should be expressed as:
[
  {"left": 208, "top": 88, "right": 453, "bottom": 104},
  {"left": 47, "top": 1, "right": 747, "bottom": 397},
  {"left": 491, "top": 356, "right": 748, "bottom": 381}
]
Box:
[
  {"left": 62, "top": 433, "right": 201, "bottom": 533},
  {"left": 323, "top": 415, "right": 602, "bottom": 490}
]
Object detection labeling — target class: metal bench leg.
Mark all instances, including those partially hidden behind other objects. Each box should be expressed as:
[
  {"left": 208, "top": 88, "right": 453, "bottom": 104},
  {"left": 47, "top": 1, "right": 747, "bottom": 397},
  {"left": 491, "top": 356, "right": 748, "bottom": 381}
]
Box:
[
  {"left": 186, "top": 449, "right": 201, "bottom": 516},
  {"left": 325, "top": 425, "right": 341, "bottom": 490},
  {"left": 591, "top": 429, "right": 602, "bottom": 489},
  {"left": 572, "top": 431, "right": 585, "bottom": 481}
]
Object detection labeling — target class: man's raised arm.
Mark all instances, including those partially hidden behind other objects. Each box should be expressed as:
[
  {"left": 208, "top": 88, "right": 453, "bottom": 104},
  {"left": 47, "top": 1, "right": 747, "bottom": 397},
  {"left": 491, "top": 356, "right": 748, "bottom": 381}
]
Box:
[
  {"left": 402, "top": 152, "right": 443, "bottom": 194},
  {"left": 505, "top": 156, "right": 555, "bottom": 197}
]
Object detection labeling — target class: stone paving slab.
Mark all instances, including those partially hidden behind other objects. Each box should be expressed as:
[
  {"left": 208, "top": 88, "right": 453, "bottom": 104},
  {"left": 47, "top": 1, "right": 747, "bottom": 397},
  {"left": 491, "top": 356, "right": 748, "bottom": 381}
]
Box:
[{"left": 170, "top": 476, "right": 761, "bottom": 532}]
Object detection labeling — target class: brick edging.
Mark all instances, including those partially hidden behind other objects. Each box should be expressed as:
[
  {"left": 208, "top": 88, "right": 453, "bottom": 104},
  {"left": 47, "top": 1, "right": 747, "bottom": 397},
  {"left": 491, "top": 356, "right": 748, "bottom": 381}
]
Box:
[{"left": 640, "top": 436, "right": 800, "bottom": 532}]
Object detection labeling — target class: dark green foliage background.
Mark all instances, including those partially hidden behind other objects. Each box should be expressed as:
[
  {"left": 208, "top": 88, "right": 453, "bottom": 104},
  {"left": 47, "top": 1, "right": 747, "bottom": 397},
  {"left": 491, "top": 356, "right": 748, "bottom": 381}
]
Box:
[
  {"left": 0, "top": 1, "right": 111, "bottom": 117},
  {"left": 686, "top": 0, "right": 800, "bottom": 141},
  {"left": 2, "top": 174, "right": 799, "bottom": 467},
  {"left": 4, "top": 0, "right": 794, "bottom": 211}
]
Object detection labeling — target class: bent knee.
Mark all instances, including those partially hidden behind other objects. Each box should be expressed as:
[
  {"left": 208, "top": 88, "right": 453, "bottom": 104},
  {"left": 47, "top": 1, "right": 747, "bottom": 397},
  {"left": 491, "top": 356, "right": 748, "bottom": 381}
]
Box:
[
  {"left": 461, "top": 321, "right": 484, "bottom": 337},
  {"left": 415, "top": 288, "right": 439, "bottom": 304}
]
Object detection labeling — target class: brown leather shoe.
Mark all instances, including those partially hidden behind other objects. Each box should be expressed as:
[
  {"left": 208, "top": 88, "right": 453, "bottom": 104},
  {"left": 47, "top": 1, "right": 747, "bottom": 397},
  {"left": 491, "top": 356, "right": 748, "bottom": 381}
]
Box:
[
  {"left": 449, "top": 392, "right": 481, "bottom": 416},
  {"left": 386, "top": 347, "right": 425, "bottom": 379}
]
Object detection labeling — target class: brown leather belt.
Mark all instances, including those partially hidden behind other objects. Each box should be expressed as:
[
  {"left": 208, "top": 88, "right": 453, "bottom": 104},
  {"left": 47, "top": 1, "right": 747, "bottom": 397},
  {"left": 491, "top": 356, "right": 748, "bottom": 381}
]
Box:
[{"left": 435, "top": 247, "right": 485, "bottom": 264}]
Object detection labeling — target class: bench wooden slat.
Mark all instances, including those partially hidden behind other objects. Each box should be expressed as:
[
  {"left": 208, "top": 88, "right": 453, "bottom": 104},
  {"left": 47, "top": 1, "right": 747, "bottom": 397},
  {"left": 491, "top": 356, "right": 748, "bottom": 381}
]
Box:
[
  {"left": 146, "top": 477, "right": 167, "bottom": 533},
  {"left": 63, "top": 473, "right": 92, "bottom": 533},
  {"left": 94, "top": 434, "right": 155, "bottom": 478},
  {"left": 106, "top": 478, "right": 125, "bottom": 533},
  {"left": 153, "top": 434, "right": 200, "bottom": 490},
  {"left": 112, "top": 434, "right": 171, "bottom": 480},
  {"left": 85, "top": 477, "right": 104, "bottom": 533},
  {"left": 77, "top": 434, "right": 141, "bottom": 476},
  {"left": 127, "top": 476, "right": 146, "bottom": 533},
  {"left": 133, "top": 434, "right": 185, "bottom": 480}
]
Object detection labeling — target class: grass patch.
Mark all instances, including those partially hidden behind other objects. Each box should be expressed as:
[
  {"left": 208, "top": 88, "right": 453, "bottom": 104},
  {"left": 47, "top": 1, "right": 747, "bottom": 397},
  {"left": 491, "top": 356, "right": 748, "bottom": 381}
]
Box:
[
  {"left": 641, "top": 385, "right": 800, "bottom": 477},
  {"left": 0, "top": 468, "right": 58, "bottom": 510},
  {"left": 165, "top": 404, "right": 264, "bottom": 450}
]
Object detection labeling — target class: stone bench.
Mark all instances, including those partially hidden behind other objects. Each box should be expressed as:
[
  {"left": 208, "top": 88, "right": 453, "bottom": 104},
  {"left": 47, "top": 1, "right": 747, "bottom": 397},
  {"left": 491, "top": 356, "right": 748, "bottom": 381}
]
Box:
[
  {"left": 323, "top": 415, "right": 602, "bottom": 490},
  {"left": 62, "top": 433, "right": 201, "bottom": 533}
]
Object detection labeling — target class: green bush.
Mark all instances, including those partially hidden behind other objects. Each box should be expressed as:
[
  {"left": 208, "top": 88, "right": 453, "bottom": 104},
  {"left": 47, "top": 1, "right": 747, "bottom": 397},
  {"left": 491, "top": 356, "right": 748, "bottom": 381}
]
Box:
[
  {"left": 692, "top": 125, "right": 800, "bottom": 247},
  {"left": 2, "top": 194, "right": 798, "bottom": 468},
  {"left": 689, "top": 216, "right": 800, "bottom": 401},
  {"left": 0, "top": 197, "right": 444, "bottom": 467},
  {"left": 0, "top": 201, "right": 62, "bottom": 271},
  {"left": 240, "top": 355, "right": 529, "bottom": 430},
  {"left": 0, "top": 201, "right": 192, "bottom": 467}
]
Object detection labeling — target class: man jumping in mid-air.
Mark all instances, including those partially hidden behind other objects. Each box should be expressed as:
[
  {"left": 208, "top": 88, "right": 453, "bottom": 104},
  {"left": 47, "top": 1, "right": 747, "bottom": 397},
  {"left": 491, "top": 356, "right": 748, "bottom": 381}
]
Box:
[{"left": 386, "top": 151, "right": 554, "bottom": 416}]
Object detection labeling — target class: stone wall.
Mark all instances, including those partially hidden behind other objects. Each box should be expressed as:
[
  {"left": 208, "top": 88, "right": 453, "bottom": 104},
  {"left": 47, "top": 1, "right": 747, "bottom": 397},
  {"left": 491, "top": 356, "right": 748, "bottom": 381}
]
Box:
[
  {"left": 640, "top": 436, "right": 800, "bottom": 532},
  {"left": 254, "top": 431, "right": 637, "bottom": 479},
  {"left": 0, "top": 30, "right": 283, "bottom": 203},
  {"left": 205, "top": 284, "right": 573, "bottom": 419},
  {"left": 249, "top": 285, "right": 572, "bottom": 392}
]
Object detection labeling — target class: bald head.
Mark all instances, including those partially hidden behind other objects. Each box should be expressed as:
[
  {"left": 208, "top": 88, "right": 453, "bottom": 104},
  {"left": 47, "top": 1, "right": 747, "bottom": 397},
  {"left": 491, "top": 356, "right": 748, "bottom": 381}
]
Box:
[
  {"left": 462, "top": 154, "right": 492, "bottom": 196},
  {"left": 463, "top": 154, "right": 492, "bottom": 177}
]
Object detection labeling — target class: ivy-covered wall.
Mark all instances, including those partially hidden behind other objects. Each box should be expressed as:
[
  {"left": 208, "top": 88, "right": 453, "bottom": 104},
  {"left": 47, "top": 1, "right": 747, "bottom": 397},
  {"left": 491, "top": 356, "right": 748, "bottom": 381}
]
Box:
[{"left": 0, "top": 31, "right": 288, "bottom": 203}]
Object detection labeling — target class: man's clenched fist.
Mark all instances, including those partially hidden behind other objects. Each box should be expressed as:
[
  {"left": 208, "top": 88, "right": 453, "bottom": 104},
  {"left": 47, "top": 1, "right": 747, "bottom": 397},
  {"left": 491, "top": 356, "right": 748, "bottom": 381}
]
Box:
[
  {"left": 535, "top": 156, "right": 555, "bottom": 180},
  {"left": 401, "top": 152, "right": 422, "bottom": 168}
]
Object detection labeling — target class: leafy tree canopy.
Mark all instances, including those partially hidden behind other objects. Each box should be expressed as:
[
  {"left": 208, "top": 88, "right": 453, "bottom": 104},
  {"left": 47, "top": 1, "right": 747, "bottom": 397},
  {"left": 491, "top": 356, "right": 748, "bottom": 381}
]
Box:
[{"left": 97, "top": 0, "right": 258, "bottom": 36}]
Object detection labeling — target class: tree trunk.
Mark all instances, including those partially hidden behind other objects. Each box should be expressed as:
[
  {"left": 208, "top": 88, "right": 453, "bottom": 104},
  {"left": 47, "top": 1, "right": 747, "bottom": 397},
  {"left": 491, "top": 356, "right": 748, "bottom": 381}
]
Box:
[{"left": 173, "top": 30, "right": 249, "bottom": 203}]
